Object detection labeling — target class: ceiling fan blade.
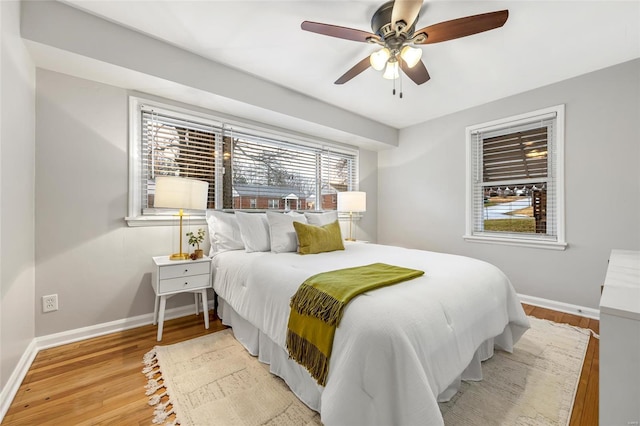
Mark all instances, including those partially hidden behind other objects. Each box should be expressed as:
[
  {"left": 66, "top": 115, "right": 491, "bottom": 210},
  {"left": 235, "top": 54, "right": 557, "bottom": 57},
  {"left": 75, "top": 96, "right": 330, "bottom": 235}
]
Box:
[
  {"left": 413, "top": 10, "right": 509, "bottom": 44},
  {"left": 391, "top": 0, "right": 424, "bottom": 32},
  {"left": 335, "top": 56, "right": 372, "bottom": 85},
  {"left": 301, "top": 21, "right": 380, "bottom": 43},
  {"left": 400, "top": 58, "right": 430, "bottom": 85}
]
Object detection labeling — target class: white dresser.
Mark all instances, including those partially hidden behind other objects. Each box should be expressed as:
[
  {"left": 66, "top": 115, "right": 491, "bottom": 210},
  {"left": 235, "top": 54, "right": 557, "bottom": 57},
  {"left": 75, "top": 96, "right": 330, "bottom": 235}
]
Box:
[{"left": 599, "top": 249, "right": 640, "bottom": 426}]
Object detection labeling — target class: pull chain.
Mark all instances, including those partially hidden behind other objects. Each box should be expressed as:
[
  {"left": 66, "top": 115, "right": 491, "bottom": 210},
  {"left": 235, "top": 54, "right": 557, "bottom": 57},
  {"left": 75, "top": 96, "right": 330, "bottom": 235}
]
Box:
[{"left": 391, "top": 72, "right": 403, "bottom": 98}]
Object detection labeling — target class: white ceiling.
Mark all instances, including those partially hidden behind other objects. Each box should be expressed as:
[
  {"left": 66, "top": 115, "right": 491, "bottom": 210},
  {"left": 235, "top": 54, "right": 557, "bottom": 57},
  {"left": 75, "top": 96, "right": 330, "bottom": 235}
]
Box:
[{"left": 56, "top": 0, "right": 640, "bottom": 131}]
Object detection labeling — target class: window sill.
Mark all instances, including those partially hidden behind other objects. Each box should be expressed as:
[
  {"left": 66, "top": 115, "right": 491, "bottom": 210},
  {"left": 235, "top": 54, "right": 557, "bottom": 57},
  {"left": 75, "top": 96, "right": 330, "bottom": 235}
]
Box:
[
  {"left": 125, "top": 215, "right": 207, "bottom": 227},
  {"left": 463, "top": 234, "right": 568, "bottom": 251}
]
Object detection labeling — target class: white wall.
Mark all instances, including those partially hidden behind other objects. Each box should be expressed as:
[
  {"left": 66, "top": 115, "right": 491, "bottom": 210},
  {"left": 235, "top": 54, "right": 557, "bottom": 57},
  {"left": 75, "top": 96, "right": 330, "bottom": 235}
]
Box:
[
  {"left": 378, "top": 59, "right": 640, "bottom": 310},
  {"left": 0, "top": 0, "right": 36, "bottom": 392},
  {"left": 34, "top": 69, "right": 378, "bottom": 336}
]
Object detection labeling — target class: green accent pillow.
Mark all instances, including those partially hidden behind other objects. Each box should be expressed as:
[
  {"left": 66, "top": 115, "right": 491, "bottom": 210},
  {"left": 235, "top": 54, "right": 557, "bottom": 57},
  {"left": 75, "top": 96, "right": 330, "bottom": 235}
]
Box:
[{"left": 293, "top": 220, "right": 345, "bottom": 255}]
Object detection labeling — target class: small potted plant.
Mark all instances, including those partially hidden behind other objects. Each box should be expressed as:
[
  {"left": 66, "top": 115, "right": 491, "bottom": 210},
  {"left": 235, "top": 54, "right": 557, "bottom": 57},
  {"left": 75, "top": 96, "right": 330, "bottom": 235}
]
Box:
[{"left": 186, "top": 228, "right": 205, "bottom": 259}]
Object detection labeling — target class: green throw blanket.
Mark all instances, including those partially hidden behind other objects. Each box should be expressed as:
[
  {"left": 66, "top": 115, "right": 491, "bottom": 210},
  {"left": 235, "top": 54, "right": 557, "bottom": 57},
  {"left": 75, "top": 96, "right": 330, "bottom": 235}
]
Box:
[{"left": 286, "top": 262, "right": 425, "bottom": 386}]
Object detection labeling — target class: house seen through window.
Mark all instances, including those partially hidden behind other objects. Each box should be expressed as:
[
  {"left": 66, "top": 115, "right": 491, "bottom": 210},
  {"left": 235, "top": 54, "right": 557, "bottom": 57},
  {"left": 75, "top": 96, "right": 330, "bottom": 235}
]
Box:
[
  {"left": 465, "top": 105, "right": 566, "bottom": 250},
  {"left": 128, "top": 97, "right": 358, "bottom": 222}
]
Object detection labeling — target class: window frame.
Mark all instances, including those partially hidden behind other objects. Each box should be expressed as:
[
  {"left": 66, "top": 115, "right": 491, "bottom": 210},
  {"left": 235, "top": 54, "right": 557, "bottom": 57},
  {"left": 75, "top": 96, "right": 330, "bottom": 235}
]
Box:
[
  {"left": 464, "top": 104, "right": 567, "bottom": 250},
  {"left": 126, "top": 96, "right": 359, "bottom": 226},
  {"left": 127, "top": 97, "right": 223, "bottom": 226}
]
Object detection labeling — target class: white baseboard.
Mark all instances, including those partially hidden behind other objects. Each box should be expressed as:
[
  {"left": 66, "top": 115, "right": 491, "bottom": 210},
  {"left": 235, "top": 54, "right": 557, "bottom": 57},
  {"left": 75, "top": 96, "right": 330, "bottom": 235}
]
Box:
[
  {"left": 0, "top": 339, "right": 38, "bottom": 422},
  {"left": 518, "top": 293, "right": 600, "bottom": 320},
  {"left": 0, "top": 301, "right": 215, "bottom": 423},
  {"left": 36, "top": 301, "right": 215, "bottom": 350}
]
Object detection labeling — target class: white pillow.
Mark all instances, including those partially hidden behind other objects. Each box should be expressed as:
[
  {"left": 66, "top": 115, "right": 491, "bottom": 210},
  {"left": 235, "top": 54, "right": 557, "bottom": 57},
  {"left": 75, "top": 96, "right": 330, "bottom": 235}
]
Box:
[
  {"left": 304, "top": 211, "right": 338, "bottom": 226},
  {"left": 235, "top": 212, "right": 271, "bottom": 252},
  {"left": 267, "top": 211, "right": 307, "bottom": 253},
  {"left": 206, "top": 211, "right": 245, "bottom": 255}
]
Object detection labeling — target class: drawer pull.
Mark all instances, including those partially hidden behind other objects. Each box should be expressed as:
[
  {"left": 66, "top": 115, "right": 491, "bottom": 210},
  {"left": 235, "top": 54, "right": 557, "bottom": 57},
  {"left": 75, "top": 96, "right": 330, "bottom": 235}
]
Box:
[
  {"left": 184, "top": 269, "right": 189, "bottom": 273},
  {"left": 184, "top": 282, "right": 188, "bottom": 286}
]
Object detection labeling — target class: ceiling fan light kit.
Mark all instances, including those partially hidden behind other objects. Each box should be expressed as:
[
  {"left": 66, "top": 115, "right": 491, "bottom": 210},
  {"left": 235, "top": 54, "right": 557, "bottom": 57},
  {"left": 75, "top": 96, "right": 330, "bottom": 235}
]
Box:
[
  {"left": 301, "top": 0, "right": 509, "bottom": 95},
  {"left": 399, "top": 45, "right": 422, "bottom": 68},
  {"left": 383, "top": 60, "right": 400, "bottom": 80},
  {"left": 370, "top": 47, "right": 391, "bottom": 71}
]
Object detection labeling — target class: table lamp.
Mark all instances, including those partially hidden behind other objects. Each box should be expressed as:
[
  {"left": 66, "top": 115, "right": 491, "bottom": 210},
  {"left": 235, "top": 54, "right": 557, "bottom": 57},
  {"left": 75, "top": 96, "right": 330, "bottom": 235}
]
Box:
[
  {"left": 337, "top": 191, "right": 366, "bottom": 241},
  {"left": 154, "top": 176, "right": 209, "bottom": 260}
]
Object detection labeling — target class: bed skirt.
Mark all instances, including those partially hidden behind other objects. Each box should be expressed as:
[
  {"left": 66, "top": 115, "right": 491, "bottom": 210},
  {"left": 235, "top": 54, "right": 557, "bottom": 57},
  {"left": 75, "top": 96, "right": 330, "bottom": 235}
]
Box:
[{"left": 217, "top": 297, "right": 498, "bottom": 414}]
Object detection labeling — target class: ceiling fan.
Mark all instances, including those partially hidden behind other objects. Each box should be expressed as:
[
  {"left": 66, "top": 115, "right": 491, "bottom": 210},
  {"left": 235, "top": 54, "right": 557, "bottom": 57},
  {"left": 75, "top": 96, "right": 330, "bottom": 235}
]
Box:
[{"left": 301, "top": 0, "right": 508, "bottom": 92}]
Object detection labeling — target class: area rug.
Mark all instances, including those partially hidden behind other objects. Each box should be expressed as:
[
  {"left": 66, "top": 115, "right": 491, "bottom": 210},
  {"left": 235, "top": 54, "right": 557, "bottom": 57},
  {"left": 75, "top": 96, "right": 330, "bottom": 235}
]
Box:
[
  {"left": 142, "top": 317, "right": 591, "bottom": 426},
  {"left": 439, "top": 317, "right": 592, "bottom": 425}
]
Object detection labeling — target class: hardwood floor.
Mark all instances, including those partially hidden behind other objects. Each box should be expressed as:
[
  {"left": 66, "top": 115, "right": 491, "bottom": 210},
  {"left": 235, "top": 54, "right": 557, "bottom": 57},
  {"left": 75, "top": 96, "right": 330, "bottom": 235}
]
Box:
[{"left": 3, "top": 305, "right": 599, "bottom": 425}]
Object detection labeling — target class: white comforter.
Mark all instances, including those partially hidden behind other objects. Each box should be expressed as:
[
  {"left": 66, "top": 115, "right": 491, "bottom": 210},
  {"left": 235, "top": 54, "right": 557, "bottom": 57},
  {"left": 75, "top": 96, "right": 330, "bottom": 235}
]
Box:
[{"left": 212, "top": 242, "right": 529, "bottom": 425}]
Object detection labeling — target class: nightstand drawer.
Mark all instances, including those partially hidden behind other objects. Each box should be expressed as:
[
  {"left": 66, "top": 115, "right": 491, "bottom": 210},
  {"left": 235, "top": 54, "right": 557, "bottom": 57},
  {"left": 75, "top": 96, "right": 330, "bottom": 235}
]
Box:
[
  {"left": 158, "top": 273, "right": 210, "bottom": 293},
  {"left": 159, "top": 261, "right": 210, "bottom": 280}
]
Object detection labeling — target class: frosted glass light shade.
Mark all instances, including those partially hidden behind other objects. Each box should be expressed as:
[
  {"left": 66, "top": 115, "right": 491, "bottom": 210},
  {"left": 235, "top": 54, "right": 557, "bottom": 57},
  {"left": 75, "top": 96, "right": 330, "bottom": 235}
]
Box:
[
  {"left": 400, "top": 45, "right": 422, "bottom": 68},
  {"left": 154, "top": 176, "right": 208, "bottom": 210},
  {"left": 337, "top": 191, "right": 366, "bottom": 213},
  {"left": 370, "top": 48, "right": 391, "bottom": 71},
  {"left": 383, "top": 61, "right": 399, "bottom": 80}
]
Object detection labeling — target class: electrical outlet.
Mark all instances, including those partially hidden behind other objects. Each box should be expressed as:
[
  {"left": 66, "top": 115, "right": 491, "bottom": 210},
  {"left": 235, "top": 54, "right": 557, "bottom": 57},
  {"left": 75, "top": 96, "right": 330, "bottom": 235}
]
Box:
[{"left": 42, "top": 294, "right": 58, "bottom": 313}]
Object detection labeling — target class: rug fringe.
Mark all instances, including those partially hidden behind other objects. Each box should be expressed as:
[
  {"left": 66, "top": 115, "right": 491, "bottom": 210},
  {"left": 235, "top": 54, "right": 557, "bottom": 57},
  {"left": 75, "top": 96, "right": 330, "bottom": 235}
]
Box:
[
  {"left": 148, "top": 391, "right": 167, "bottom": 406},
  {"left": 142, "top": 347, "right": 180, "bottom": 425}
]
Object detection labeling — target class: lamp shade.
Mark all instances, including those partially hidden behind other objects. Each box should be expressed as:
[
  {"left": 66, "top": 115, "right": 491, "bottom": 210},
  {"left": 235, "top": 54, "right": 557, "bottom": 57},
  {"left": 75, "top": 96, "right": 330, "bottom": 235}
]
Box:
[
  {"left": 154, "top": 176, "right": 208, "bottom": 210},
  {"left": 400, "top": 45, "right": 422, "bottom": 68},
  {"left": 370, "top": 47, "right": 391, "bottom": 71},
  {"left": 337, "top": 191, "right": 366, "bottom": 213},
  {"left": 382, "top": 61, "right": 399, "bottom": 80}
]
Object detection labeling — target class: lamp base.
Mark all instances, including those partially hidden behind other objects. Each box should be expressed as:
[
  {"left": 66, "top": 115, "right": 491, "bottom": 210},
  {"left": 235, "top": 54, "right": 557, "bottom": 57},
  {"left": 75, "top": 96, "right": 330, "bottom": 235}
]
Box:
[
  {"left": 169, "top": 253, "right": 190, "bottom": 261},
  {"left": 344, "top": 238, "right": 356, "bottom": 242}
]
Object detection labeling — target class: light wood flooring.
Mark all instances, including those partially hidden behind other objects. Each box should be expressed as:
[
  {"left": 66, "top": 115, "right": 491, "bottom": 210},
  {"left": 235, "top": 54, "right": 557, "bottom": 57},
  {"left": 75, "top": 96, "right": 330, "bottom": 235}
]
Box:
[{"left": 3, "top": 304, "right": 599, "bottom": 425}]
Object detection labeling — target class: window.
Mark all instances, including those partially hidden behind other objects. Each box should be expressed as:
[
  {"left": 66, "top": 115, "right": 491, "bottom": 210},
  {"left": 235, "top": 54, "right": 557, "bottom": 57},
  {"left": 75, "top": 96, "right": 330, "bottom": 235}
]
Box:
[
  {"left": 139, "top": 106, "right": 219, "bottom": 213},
  {"left": 127, "top": 97, "right": 359, "bottom": 225},
  {"left": 464, "top": 105, "right": 566, "bottom": 250}
]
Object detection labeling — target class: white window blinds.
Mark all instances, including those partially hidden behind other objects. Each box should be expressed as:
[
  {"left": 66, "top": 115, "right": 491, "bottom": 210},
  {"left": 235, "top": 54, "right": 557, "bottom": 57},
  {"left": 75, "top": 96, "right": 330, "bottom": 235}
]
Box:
[
  {"left": 228, "top": 129, "right": 357, "bottom": 210},
  {"left": 133, "top": 98, "right": 359, "bottom": 217},
  {"left": 141, "top": 108, "right": 219, "bottom": 212},
  {"left": 466, "top": 105, "right": 566, "bottom": 249}
]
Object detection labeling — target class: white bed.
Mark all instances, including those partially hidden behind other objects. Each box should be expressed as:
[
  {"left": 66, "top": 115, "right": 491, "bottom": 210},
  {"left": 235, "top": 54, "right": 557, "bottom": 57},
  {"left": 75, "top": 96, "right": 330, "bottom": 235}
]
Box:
[{"left": 211, "top": 241, "right": 530, "bottom": 425}]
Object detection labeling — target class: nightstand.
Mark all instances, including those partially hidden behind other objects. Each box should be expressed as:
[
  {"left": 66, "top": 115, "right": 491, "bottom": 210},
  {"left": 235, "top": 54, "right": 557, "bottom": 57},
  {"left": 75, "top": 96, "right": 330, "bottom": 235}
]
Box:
[{"left": 151, "top": 255, "right": 212, "bottom": 341}]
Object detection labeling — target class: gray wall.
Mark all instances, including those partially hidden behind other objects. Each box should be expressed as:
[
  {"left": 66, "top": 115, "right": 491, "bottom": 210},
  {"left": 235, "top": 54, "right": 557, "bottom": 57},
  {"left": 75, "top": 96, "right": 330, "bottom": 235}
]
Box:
[
  {"left": 0, "top": 0, "right": 36, "bottom": 391},
  {"left": 355, "top": 148, "right": 378, "bottom": 244},
  {"left": 378, "top": 59, "right": 640, "bottom": 310},
  {"left": 34, "top": 69, "right": 378, "bottom": 336},
  {"left": 21, "top": 0, "right": 397, "bottom": 150}
]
